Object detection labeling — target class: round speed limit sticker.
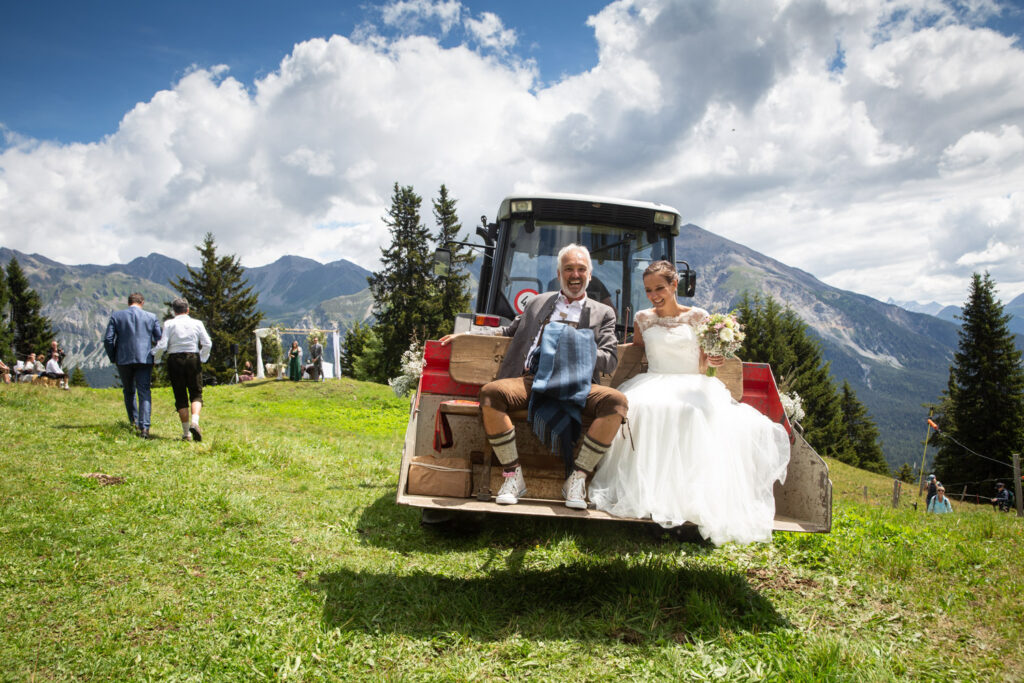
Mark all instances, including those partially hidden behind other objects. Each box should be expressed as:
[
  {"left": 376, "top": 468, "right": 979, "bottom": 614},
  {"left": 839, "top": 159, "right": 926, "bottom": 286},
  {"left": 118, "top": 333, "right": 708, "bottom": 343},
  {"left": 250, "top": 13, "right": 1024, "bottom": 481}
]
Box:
[{"left": 513, "top": 288, "right": 538, "bottom": 314}]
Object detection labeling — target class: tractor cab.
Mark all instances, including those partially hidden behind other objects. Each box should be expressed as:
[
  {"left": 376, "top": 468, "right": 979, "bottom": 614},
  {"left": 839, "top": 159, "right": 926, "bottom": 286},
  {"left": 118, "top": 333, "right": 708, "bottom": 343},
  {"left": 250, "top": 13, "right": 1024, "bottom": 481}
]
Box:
[{"left": 444, "top": 194, "right": 694, "bottom": 338}]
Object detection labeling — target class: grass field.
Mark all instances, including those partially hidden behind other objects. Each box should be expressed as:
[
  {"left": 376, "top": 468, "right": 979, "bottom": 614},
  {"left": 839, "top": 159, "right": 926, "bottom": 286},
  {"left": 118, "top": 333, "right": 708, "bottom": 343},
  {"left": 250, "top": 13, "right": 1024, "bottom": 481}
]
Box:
[{"left": 2, "top": 379, "right": 1022, "bottom": 681}]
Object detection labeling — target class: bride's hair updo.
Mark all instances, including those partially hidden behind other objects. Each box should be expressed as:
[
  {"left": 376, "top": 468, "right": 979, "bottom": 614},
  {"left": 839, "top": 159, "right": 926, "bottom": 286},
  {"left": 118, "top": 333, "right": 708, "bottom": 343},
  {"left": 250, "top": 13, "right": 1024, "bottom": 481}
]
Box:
[{"left": 643, "top": 260, "right": 678, "bottom": 284}]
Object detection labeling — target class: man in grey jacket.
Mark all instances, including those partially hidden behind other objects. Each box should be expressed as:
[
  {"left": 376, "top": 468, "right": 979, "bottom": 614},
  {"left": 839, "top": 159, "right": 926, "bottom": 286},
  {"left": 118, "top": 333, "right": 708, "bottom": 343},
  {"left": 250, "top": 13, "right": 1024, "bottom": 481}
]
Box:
[
  {"left": 442, "top": 244, "right": 627, "bottom": 509},
  {"left": 104, "top": 293, "right": 162, "bottom": 438}
]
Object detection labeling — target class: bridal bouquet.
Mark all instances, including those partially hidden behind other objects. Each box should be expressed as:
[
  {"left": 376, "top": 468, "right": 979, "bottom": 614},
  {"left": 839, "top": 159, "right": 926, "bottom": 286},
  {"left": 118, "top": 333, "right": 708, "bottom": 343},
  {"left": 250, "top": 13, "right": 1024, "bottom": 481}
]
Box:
[{"left": 696, "top": 311, "right": 745, "bottom": 377}]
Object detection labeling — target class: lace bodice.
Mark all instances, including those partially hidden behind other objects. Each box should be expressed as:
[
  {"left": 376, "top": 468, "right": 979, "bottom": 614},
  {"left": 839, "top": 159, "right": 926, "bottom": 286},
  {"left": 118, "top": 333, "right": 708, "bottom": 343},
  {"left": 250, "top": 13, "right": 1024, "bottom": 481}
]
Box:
[{"left": 634, "top": 307, "right": 709, "bottom": 375}]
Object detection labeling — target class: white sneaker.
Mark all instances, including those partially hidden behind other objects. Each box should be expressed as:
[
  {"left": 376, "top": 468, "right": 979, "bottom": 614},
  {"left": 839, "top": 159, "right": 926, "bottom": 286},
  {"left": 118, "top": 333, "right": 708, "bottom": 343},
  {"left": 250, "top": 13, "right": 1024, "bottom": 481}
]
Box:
[
  {"left": 563, "top": 470, "right": 588, "bottom": 509},
  {"left": 495, "top": 466, "right": 527, "bottom": 505}
]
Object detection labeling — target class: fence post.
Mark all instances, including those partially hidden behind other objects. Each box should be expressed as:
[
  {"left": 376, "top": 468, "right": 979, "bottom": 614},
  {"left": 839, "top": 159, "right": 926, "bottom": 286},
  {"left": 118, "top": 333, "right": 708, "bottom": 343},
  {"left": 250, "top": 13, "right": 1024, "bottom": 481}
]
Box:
[
  {"left": 1013, "top": 453, "right": 1022, "bottom": 518},
  {"left": 960, "top": 485, "right": 967, "bottom": 502},
  {"left": 892, "top": 479, "right": 901, "bottom": 508},
  {"left": 863, "top": 485, "right": 869, "bottom": 502}
]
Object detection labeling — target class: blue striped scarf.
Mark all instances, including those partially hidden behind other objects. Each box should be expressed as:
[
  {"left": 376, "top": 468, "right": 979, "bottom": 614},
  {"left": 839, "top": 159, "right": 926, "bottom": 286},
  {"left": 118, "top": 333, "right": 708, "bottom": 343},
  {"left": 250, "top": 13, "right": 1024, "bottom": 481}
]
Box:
[{"left": 528, "top": 322, "right": 597, "bottom": 474}]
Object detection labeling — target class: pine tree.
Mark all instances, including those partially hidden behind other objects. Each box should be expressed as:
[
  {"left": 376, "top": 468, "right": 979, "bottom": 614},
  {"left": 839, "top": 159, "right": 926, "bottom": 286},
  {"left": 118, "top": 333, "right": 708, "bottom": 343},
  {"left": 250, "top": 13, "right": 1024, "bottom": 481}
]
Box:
[
  {"left": 6, "top": 257, "right": 54, "bottom": 359},
  {"left": 0, "top": 265, "right": 13, "bottom": 360},
  {"left": 366, "top": 183, "right": 438, "bottom": 381},
  {"left": 341, "top": 321, "right": 374, "bottom": 377},
  {"left": 429, "top": 184, "right": 472, "bottom": 337},
  {"left": 169, "top": 234, "right": 264, "bottom": 384},
  {"left": 840, "top": 381, "right": 888, "bottom": 474},
  {"left": 69, "top": 366, "right": 89, "bottom": 387},
  {"left": 735, "top": 292, "right": 848, "bottom": 459},
  {"left": 894, "top": 463, "right": 915, "bottom": 483},
  {"left": 351, "top": 327, "right": 388, "bottom": 382},
  {"left": 933, "top": 272, "right": 1024, "bottom": 495}
]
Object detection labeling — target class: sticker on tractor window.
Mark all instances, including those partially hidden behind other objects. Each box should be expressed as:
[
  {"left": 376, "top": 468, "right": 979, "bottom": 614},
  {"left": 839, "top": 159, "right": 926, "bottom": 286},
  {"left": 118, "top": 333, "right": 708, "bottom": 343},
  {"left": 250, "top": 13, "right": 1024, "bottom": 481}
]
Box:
[{"left": 513, "top": 289, "right": 538, "bottom": 314}]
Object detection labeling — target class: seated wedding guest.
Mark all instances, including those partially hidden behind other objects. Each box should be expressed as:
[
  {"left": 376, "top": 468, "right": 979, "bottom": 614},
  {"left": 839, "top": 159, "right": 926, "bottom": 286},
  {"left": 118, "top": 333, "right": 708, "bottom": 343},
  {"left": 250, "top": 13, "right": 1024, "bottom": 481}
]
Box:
[
  {"left": 44, "top": 351, "right": 68, "bottom": 388},
  {"left": 239, "top": 361, "right": 254, "bottom": 382},
  {"left": 0, "top": 358, "right": 10, "bottom": 383},
  {"left": 16, "top": 353, "right": 42, "bottom": 382}
]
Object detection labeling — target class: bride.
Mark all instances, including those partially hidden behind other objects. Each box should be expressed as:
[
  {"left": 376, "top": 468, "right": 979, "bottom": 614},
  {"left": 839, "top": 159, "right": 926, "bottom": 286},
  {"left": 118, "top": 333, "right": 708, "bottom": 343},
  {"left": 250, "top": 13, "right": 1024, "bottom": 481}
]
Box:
[{"left": 588, "top": 261, "right": 791, "bottom": 545}]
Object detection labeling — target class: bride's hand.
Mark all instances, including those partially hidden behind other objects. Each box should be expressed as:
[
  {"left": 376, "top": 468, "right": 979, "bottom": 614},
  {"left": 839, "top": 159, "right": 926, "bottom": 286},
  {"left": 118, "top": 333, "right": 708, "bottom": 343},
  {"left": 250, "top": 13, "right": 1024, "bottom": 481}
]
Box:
[{"left": 707, "top": 354, "right": 725, "bottom": 367}]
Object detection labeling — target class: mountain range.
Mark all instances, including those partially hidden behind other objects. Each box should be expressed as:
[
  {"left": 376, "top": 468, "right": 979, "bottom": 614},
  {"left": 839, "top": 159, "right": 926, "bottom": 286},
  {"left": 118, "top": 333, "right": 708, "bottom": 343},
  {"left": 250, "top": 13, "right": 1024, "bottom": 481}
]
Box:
[
  {"left": 4, "top": 228, "right": 1022, "bottom": 471},
  {"left": 0, "top": 247, "right": 373, "bottom": 387}
]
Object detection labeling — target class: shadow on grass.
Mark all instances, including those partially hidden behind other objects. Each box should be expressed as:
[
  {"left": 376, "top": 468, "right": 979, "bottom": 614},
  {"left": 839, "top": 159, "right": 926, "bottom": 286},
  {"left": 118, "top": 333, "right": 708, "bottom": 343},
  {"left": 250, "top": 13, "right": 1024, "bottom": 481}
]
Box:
[
  {"left": 356, "top": 491, "right": 719, "bottom": 559},
  {"left": 236, "top": 379, "right": 279, "bottom": 388},
  {"left": 310, "top": 560, "right": 788, "bottom": 643},
  {"left": 51, "top": 422, "right": 182, "bottom": 442}
]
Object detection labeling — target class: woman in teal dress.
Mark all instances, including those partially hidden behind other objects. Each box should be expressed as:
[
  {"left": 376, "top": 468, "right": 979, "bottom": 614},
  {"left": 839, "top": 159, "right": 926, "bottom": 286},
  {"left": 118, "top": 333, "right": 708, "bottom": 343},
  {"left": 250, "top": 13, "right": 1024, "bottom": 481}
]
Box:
[{"left": 287, "top": 340, "right": 302, "bottom": 381}]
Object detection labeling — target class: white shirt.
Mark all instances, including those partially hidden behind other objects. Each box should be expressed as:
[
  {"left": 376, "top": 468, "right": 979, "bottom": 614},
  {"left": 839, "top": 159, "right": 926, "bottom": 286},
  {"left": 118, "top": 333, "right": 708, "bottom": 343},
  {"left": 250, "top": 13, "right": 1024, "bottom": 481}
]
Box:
[
  {"left": 46, "top": 358, "right": 63, "bottom": 374},
  {"left": 524, "top": 292, "right": 586, "bottom": 371},
  {"left": 156, "top": 314, "right": 213, "bottom": 362}
]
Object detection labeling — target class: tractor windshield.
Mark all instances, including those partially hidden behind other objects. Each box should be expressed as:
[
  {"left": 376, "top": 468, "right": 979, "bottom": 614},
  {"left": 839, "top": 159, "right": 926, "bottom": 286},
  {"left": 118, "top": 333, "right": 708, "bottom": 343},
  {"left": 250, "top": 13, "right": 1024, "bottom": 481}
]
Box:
[{"left": 495, "top": 219, "right": 673, "bottom": 332}]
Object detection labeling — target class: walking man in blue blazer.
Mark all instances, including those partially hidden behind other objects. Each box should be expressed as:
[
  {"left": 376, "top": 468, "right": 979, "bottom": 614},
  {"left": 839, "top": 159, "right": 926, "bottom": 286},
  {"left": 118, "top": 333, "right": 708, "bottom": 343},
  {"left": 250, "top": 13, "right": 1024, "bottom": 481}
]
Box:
[{"left": 104, "top": 292, "right": 162, "bottom": 438}]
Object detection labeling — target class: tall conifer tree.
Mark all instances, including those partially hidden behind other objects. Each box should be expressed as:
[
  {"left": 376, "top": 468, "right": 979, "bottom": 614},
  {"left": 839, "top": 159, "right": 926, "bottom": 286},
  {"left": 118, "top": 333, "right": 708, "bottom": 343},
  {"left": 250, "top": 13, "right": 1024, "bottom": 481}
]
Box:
[
  {"left": 840, "top": 381, "right": 888, "bottom": 474},
  {"left": 170, "top": 234, "right": 263, "bottom": 384},
  {"left": 6, "top": 256, "right": 54, "bottom": 358},
  {"left": 430, "top": 184, "right": 472, "bottom": 337},
  {"left": 933, "top": 272, "right": 1024, "bottom": 494},
  {"left": 366, "top": 183, "right": 437, "bottom": 380}
]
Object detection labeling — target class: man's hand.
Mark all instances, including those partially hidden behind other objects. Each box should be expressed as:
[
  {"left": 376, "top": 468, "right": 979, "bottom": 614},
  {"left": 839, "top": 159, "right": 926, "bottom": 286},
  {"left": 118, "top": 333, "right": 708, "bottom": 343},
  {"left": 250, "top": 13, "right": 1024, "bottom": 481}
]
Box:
[{"left": 439, "top": 333, "right": 462, "bottom": 346}]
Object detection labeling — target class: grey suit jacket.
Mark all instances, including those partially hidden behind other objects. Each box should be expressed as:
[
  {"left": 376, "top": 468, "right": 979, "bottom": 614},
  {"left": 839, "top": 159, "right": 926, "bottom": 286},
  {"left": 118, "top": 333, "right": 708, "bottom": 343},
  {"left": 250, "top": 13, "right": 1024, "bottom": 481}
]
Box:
[
  {"left": 493, "top": 291, "right": 619, "bottom": 382},
  {"left": 104, "top": 305, "right": 162, "bottom": 366}
]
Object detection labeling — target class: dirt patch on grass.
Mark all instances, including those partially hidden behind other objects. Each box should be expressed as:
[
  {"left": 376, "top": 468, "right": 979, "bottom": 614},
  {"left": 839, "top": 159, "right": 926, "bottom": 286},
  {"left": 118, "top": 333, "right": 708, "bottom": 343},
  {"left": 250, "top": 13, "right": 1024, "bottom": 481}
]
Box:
[
  {"left": 745, "top": 566, "right": 819, "bottom": 593},
  {"left": 81, "top": 473, "right": 125, "bottom": 486}
]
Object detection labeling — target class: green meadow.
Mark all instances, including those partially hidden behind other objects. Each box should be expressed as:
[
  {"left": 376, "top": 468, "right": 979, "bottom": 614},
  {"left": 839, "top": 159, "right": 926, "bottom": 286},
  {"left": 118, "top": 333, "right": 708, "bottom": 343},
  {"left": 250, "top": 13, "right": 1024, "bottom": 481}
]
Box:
[{"left": 1, "top": 380, "right": 1021, "bottom": 681}]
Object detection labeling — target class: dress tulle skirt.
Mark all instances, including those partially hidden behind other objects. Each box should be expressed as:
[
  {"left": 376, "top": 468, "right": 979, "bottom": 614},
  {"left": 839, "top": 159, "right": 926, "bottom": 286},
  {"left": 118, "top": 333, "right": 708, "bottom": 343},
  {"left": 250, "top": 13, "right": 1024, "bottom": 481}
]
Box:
[{"left": 589, "top": 371, "right": 791, "bottom": 545}]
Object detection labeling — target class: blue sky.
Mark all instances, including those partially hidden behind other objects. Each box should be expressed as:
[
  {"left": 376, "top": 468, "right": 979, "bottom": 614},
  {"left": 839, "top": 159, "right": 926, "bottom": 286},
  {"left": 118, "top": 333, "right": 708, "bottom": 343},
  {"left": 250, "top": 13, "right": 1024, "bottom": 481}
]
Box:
[
  {"left": 1, "top": 0, "right": 610, "bottom": 143},
  {"left": 2, "top": 0, "right": 1024, "bottom": 306}
]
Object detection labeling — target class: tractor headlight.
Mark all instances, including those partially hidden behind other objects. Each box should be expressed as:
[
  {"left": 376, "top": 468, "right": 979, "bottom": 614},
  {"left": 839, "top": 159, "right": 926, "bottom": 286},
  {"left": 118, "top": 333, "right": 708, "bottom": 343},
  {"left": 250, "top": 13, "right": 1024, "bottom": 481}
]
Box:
[{"left": 653, "top": 211, "right": 676, "bottom": 226}]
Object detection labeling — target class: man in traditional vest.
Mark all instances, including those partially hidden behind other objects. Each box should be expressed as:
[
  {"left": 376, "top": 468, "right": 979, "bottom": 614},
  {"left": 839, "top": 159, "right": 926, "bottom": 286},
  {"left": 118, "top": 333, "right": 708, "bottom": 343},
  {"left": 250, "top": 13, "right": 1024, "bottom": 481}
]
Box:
[{"left": 442, "top": 244, "right": 627, "bottom": 509}]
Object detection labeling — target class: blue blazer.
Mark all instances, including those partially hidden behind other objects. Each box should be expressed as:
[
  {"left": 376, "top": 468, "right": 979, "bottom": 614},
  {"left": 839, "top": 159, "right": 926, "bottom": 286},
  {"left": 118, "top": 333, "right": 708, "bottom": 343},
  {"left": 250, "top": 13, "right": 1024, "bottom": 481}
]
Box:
[{"left": 104, "top": 306, "right": 162, "bottom": 366}]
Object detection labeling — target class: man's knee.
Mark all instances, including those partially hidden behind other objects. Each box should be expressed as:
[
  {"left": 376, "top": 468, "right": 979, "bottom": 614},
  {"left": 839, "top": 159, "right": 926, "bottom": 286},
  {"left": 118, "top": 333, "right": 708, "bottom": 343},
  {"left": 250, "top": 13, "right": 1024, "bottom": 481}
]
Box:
[
  {"left": 479, "top": 382, "right": 508, "bottom": 413},
  {"left": 590, "top": 386, "right": 628, "bottom": 421}
]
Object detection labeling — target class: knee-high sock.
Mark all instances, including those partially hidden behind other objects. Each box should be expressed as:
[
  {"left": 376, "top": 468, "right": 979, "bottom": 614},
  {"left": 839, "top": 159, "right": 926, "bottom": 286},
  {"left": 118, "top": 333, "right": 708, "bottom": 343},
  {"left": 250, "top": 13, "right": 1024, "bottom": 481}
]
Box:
[
  {"left": 488, "top": 429, "right": 518, "bottom": 468},
  {"left": 575, "top": 434, "right": 610, "bottom": 473}
]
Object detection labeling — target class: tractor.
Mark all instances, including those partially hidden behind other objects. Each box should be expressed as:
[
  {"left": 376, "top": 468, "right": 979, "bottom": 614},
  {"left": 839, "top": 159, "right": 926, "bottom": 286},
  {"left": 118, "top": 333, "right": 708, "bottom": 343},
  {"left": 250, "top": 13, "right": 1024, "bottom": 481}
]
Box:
[{"left": 396, "top": 193, "right": 831, "bottom": 534}]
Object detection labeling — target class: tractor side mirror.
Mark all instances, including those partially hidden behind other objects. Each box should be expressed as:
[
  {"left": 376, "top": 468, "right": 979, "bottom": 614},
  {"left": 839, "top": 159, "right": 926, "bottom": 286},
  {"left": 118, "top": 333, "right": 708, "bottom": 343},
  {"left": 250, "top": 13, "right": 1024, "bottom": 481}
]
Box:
[
  {"left": 433, "top": 248, "right": 452, "bottom": 277},
  {"left": 676, "top": 260, "right": 697, "bottom": 298}
]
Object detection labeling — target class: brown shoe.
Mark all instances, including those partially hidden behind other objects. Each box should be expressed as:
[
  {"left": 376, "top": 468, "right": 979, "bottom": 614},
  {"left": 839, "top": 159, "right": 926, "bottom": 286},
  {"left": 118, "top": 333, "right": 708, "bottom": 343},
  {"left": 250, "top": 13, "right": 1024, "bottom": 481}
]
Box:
[{"left": 139, "top": 428, "right": 151, "bottom": 440}]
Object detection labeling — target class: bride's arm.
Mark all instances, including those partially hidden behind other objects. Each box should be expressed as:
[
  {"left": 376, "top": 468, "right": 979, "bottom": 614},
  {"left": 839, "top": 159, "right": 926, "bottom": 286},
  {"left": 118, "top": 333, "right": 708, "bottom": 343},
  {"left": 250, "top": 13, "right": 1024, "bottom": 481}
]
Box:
[{"left": 632, "top": 309, "right": 653, "bottom": 347}]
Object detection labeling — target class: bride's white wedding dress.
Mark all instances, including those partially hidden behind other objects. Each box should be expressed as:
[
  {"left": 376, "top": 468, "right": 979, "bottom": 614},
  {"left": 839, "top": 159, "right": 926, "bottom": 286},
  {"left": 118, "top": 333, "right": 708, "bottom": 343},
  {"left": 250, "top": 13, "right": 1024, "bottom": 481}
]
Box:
[{"left": 589, "top": 307, "right": 791, "bottom": 545}]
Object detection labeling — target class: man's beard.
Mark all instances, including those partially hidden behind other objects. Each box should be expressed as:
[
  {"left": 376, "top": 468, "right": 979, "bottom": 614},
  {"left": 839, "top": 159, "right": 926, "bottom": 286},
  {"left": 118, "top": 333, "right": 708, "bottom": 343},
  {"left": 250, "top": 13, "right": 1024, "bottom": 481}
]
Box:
[{"left": 560, "top": 275, "right": 590, "bottom": 298}]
